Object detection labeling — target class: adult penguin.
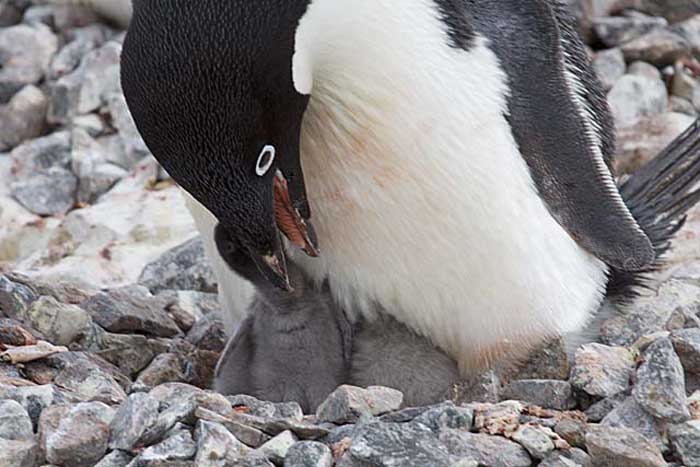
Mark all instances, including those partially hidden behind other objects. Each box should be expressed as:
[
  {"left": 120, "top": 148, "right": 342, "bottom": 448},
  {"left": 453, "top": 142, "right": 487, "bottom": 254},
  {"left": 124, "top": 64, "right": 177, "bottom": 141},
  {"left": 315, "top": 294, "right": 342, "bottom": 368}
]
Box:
[{"left": 121, "top": 0, "right": 700, "bottom": 374}]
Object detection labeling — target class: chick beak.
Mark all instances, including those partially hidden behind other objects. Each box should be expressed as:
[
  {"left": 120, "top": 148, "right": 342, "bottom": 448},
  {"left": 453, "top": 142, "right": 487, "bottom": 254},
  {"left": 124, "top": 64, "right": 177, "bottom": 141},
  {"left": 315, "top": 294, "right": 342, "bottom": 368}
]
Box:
[{"left": 250, "top": 232, "right": 293, "bottom": 292}]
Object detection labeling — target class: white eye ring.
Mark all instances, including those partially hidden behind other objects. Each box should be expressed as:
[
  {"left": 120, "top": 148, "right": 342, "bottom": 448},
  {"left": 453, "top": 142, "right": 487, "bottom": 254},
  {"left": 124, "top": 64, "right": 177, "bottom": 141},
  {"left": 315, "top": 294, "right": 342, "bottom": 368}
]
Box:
[{"left": 256, "top": 145, "right": 276, "bottom": 176}]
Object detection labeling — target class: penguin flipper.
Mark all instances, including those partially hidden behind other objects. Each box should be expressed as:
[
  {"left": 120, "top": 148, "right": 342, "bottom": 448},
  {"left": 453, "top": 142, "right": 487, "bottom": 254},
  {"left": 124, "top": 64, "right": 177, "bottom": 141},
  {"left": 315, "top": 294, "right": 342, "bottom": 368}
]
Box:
[{"left": 468, "top": 0, "right": 654, "bottom": 271}]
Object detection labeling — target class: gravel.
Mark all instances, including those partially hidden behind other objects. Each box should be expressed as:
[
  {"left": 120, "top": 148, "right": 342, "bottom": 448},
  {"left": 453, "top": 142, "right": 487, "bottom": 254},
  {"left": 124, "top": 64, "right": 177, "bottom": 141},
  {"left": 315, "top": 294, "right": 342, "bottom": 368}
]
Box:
[{"left": 0, "top": 1, "right": 699, "bottom": 466}]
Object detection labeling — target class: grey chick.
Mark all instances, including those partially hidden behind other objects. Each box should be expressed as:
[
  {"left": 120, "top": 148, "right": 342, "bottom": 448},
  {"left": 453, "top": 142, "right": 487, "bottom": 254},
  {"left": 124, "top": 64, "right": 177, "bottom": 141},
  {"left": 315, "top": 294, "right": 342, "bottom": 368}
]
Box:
[{"left": 212, "top": 224, "right": 353, "bottom": 413}]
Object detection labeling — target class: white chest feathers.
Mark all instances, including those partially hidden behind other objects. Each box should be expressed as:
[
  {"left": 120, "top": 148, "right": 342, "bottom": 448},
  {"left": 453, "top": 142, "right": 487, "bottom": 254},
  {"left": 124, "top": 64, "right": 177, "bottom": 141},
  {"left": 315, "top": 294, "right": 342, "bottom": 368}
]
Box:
[{"left": 289, "top": 0, "right": 609, "bottom": 370}]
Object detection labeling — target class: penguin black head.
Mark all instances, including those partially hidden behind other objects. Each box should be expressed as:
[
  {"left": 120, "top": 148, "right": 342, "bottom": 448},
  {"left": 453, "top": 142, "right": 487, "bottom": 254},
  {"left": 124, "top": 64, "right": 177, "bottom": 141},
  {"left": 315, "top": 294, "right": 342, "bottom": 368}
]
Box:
[{"left": 121, "top": 0, "right": 313, "bottom": 290}]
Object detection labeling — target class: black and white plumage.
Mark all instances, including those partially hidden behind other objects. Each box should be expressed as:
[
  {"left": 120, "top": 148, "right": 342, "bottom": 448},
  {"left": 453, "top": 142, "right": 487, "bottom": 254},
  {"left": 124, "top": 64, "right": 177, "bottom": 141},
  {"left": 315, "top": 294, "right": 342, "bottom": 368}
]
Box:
[{"left": 120, "top": 0, "right": 700, "bottom": 377}]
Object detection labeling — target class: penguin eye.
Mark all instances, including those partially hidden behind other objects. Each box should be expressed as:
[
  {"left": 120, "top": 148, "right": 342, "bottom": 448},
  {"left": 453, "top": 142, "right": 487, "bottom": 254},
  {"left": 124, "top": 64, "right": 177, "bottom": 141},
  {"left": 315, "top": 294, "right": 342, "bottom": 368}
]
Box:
[{"left": 256, "top": 145, "right": 276, "bottom": 176}]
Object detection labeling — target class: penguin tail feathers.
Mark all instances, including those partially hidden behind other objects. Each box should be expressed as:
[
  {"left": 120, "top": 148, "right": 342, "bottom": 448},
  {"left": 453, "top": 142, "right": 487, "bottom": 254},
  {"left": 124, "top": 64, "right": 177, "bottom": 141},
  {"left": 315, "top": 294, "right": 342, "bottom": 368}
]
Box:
[{"left": 607, "top": 118, "right": 700, "bottom": 301}]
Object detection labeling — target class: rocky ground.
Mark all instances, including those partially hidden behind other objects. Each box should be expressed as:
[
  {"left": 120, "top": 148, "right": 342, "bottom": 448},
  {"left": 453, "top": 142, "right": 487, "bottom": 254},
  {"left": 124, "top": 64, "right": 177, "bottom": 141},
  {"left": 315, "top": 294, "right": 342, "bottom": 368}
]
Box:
[{"left": 1, "top": 0, "right": 700, "bottom": 466}]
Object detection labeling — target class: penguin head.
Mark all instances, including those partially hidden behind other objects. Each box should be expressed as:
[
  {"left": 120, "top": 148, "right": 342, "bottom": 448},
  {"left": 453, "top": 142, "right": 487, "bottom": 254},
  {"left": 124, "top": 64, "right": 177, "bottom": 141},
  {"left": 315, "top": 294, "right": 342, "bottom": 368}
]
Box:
[{"left": 121, "top": 0, "right": 313, "bottom": 290}]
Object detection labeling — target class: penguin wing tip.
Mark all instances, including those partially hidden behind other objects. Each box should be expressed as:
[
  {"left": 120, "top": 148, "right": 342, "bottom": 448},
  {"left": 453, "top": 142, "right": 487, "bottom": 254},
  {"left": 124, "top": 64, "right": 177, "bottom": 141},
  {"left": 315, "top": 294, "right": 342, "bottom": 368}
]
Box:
[{"left": 606, "top": 234, "right": 656, "bottom": 272}]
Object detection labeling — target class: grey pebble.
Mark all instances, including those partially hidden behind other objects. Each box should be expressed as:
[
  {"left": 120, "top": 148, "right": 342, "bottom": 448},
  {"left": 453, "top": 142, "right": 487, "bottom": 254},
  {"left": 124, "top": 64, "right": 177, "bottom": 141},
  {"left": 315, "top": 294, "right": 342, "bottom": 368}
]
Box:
[
  {"left": 11, "top": 167, "right": 77, "bottom": 216},
  {"left": 339, "top": 421, "right": 455, "bottom": 467},
  {"left": 252, "top": 430, "right": 297, "bottom": 464},
  {"left": 500, "top": 379, "right": 576, "bottom": 410},
  {"left": 132, "top": 427, "right": 196, "bottom": 466},
  {"left": 601, "top": 397, "right": 666, "bottom": 452},
  {"left": 413, "top": 402, "right": 474, "bottom": 432},
  {"left": 621, "top": 29, "right": 690, "bottom": 66},
  {"left": 0, "top": 400, "right": 34, "bottom": 441},
  {"left": 585, "top": 425, "right": 667, "bottom": 467},
  {"left": 44, "top": 402, "right": 115, "bottom": 467},
  {"left": 284, "top": 441, "right": 333, "bottom": 467},
  {"left": 440, "top": 430, "right": 531, "bottom": 467},
  {"left": 138, "top": 236, "right": 218, "bottom": 294},
  {"left": 21, "top": 295, "right": 91, "bottom": 346},
  {"left": 633, "top": 337, "right": 690, "bottom": 423},
  {"left": 669, "top": 420, "right": 700, "bottom": 467},
  {"left": 315, "top": 385, "right": 403, "bottom": 424},
  {"left": 511, "top": 424, "right": 555, "bottom": 460},
  {"left": 0, "top": 22, "right": 57, "bottom": 102},
  {"left": 570, "top": 344, "right": 634, "bottom": 398},
  {"left": 93, "top": 450, "right": 134, "bottom": 467},
  {"left": 593, "top": 14, "right": 668, "bottom": 48},
  {"left": 592, "top": 48, "right": 626, "bottom": 91},
  {"left": 0, "top": 84, "right": 47, "bottom": 151},
  {"left": 0, "top": 438, "right": 39, "bottom": 467},
  {"left": 608, "top": 73, "right": 668, "bottom": 128},
  {"left": 194, "top": 420, "right": 250, "bottom": 467},
  {"left": 109, "top": 392, "right": 160, "bottom": 451},
  {"left": 671, "top": 328, "right": 700, "bottom": 374},
  {"left": 81, "top": 286, "right": 181, "bottom": 338}
]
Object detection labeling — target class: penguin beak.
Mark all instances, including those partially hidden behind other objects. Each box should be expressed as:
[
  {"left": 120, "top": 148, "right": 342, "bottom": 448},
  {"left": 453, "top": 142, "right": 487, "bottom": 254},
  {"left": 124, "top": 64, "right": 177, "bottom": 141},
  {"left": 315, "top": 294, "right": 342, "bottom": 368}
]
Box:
[
  {"left": 273, "top": 170, "right": 320, "bottom": 257},
  {"left": 245, "top": 170, "right": 318, "bottom": 293},
  {"left": 250, "top": 230, "right": 293, "bottom": 292}
]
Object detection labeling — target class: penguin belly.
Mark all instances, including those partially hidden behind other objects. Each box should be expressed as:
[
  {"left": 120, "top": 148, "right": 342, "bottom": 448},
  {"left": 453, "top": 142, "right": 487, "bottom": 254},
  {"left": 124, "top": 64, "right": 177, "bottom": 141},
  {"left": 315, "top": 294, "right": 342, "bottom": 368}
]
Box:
[{"left": 290, "top": 0, "right": 609, "bottom": 372}]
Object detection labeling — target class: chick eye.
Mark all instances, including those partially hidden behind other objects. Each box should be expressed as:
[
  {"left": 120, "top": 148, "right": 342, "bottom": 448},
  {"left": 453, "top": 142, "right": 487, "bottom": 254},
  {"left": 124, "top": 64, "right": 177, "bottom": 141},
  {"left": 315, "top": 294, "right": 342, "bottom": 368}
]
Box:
[{"left": 256, "top": 145, "right": 276, "bottom": 176}]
